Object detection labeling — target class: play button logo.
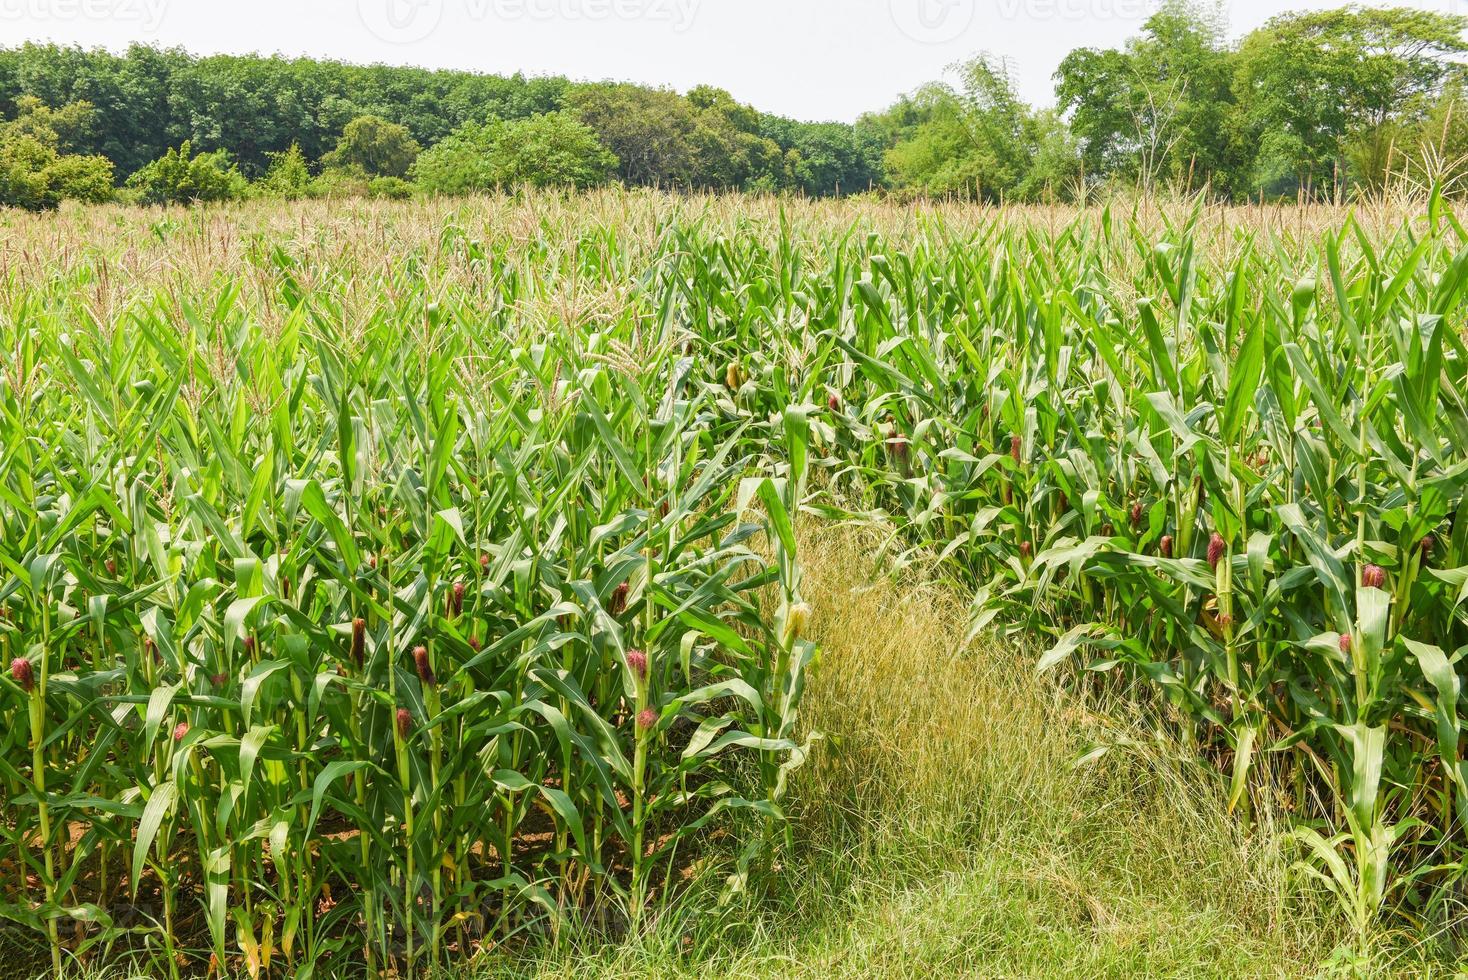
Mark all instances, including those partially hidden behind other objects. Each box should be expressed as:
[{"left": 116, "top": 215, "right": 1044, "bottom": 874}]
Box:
[
  {"left": 359, "top": 0, "right": 444, "bottom": 44},
  {"left": 890, "top": 0, "right": 975, "bottom": 44}
]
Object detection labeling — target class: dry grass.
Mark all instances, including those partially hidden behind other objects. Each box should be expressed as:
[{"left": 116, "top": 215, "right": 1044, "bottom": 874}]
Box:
[
  {"left": 0, "top": 188, "right": 1422, "bottom": 307},
  {"left": 790, "top": 522, "right": 1331, "bottom": 976}
]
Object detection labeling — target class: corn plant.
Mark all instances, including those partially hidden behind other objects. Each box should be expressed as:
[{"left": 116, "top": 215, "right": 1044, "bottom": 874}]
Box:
[
  {"left": 4, "top": 189, "right": 1468, "bottom": 971},
  {"left": 0, "top": 207, "right": 816, "bottom": 976}
]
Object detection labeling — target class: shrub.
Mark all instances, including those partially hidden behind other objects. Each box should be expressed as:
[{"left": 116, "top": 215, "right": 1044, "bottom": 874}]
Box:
[
  {"left": 42, "top": 153, "right": 115, "bottom": 204},
  {"left": 306, "top": 165, "right": 379, "bottom": 199},
  {"left": 126, "top": 141, "right": 246, "bottom": 205},
  {"left": 0, "top": 100, "right": 114, "bottom": 210},
  {"left": 0, "top": 131, "right": 58, "bottom": 210},
  {"left": 410, "top": 124, "right": 492, "bottom": 195},
  {"left": 258, "top": 142, "right": 311, "bottom": 199},
  {"left": 367, "top": 175, "right": 414, "bottom": 200}
]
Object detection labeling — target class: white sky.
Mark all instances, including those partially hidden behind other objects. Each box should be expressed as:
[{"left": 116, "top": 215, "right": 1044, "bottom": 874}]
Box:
[{"left": 0, "top": 0, "right": 1463, "bottom": 122}]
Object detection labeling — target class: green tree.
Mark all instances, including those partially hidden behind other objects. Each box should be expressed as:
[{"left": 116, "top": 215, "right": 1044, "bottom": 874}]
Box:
[
  {"left": 685, "top": 86, "right": 795, "bottom": 191},
  {"left": 1399, "top": 79, "right": 1468, "bottom": 194},
  {"left": 786, "top": 118, "right": 885, "bottom": 196},
  {"left": 1235, "top": 6, "right": 1468, "bottom": 196},
  {"left": 407, "top": 123, "right": 489, "bottom": 195},
  {"left": 570, "top": 84, "right": 698, "bottom": 188},
  {"left": 367, "top": 176, "right": 413, "bottom": 199},
  {"left": 1017, "top": 110, "right": 1084, "bottom": 202},
  {"left": 0, "top": 43, "right": 882, "bottom": 196},
  {"left": 486, "top": 111, "right": 615, "bottom": 189},
  {"left": 0, "top": 130, "right": 61, "bottom": 209},
  {"left": 1056, "top": 1, "right": 1241, "bottom": 195},
  {"left": 881, "top": 84, "right": 991, "bottom": 198},
  {"left": 881, "top": 57, "right": 1078, "bottom": 202},
  {"left": 39, "top": 151, "right": 114, "bottom": 203},
  {"left": 321, "top": 114, "right": 421, "bottom": 178},
  {"left": 413, "top": 111, "right": 616, "bottom": 193},
  {"left": 7, "top": 95, "right": 96, "bottom": 149},
  {"left": 306, "top": 166, "right": 373, "bottom": 199}
]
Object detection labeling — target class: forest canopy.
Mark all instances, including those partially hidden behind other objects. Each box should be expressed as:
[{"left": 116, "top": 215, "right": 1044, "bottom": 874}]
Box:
[{"left": 0, "top": 2, "right": 1464, "bottom": 209}]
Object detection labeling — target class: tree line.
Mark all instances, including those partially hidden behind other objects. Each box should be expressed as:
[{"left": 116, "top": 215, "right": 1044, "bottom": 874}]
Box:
[{"left": 1, "top": 1, "right": 1465, "bottom": 210}]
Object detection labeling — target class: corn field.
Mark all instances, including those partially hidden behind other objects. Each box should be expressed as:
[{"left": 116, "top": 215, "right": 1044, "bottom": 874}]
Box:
[{"left": 3, "top": 189, "right": 1468, "bottom": 974}]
